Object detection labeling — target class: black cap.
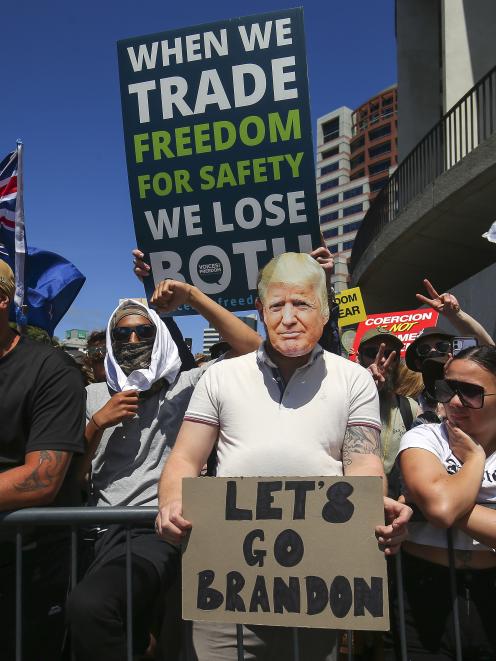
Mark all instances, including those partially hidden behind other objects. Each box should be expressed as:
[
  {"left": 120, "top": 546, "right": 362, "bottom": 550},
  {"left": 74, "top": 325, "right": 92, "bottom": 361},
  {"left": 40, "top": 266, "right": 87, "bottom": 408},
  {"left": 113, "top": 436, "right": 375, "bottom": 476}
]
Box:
[{"left": 405, "top": 327, "right": 455, "bottom": 372}]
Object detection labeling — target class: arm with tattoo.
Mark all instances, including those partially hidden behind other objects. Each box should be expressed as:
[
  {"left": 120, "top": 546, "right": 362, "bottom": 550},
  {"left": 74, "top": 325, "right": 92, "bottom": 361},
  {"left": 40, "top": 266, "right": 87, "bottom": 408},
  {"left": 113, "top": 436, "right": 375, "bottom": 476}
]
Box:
[
  {"left": 342, "top": 425, "right": 382, "bottom": 468},
  {"left": 0, "top": 450, "right": 73, "bottom": 511}
]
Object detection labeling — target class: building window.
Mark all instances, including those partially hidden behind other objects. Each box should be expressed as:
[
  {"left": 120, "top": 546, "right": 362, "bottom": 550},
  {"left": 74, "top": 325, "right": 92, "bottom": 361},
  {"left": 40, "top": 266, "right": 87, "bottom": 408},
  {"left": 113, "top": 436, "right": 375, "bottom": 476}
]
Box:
[
  {"left": 368, "top": 159, "right": 391, "bottom": 175},
  {"left": 320, "top": 178, "right": 339, "bottom": 192},
  {"left": 343, "top": 203, "right": 363, "bottom": 217},
  {"left": 320, "top": 162, "right": 339, "bottom": 176},
  {"left": 368, "top": 141, "right": 391, "bottom": 159},
  {"left": 320, "top": 211, "right": 339, "bottom": 222},
  {"left": 350, "top": 136, "right": 364, "bottom": 153},
  {"left": 343, "top": 240, "right": 355, "bottom": 251},
  {"left": 78, "top": 330, "right": 87, "bottom": 340},
  {"left": 350, "top": 153, "right": 365, "bottom": 169},
  {"left": 322, "top": 117, "right": 340, "bottom": 143},
  {"left": 320, "top": 194, "right": 339, "bottom": 208},
  {"left": 350, "top": 169, "right": 365, "bottom": 180},
  {"left": 343, "top": 185, "right": 363, "bottom": 200},
  {"left": 322, "top": 227, "right": 339, "bottom": 239},
  {"left": 383, "top": 95, "right": 393, "bottom": 106},
  {"left": 321, "top": 146, "right": 339, "bottom": 159},
  {"left": 370, "top": 177, "right": 388, "bottom": 192},
  {"left": 66, "top": 330, "right": 71, "bottom": 339},
  {"left": 368, "top": 123, "right": 391, "bottom": 141},
  {"left": 343, "top": 220, "right": 362, "bottom": 234}
]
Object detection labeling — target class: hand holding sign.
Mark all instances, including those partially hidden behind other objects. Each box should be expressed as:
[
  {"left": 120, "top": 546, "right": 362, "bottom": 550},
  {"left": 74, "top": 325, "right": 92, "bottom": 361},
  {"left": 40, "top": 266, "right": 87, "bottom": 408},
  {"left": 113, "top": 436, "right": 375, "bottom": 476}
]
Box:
[
  {"left": 367, "top": 343, "right": 397, "bottom": 390},
  {"left": 132, "top": 248, "right": 151, "bottom": 281},
  {"left": 156, "top": 499, "right": 192, "bottom": 545},
  {"left": 416, "top": 279, "right": 461, "bottom": 317},
  {"left": 375, "top": 497, "right": 412, "bottom": 556},
  {"left": 310, "top": 245, "right": 334, "bottom": 280}
]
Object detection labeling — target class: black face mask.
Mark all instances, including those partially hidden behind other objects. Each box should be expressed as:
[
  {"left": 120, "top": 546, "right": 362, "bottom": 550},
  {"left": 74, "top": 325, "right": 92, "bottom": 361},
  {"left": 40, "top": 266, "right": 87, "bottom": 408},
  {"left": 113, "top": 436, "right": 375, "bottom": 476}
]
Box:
[{"left": 113, "top": 338, "right": 154, "bottom": 376}]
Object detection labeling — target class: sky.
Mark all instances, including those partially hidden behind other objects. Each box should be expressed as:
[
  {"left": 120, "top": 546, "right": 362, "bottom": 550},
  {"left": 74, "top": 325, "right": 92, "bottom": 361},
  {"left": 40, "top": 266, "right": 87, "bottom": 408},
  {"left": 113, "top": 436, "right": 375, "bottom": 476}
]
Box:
[{"left": 2, "top": 0, "right": 396, "bottom": 352}]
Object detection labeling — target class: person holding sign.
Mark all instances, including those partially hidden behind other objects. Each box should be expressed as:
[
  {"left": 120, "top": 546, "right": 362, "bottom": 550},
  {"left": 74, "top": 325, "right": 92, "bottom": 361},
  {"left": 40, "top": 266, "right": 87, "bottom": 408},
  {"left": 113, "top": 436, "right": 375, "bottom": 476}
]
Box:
[
  {"left": 157, "top": 252, "right": 412, "bottom": 660},
  {"left": 387, "top": 346, "right": 496, "bottom": 660}
]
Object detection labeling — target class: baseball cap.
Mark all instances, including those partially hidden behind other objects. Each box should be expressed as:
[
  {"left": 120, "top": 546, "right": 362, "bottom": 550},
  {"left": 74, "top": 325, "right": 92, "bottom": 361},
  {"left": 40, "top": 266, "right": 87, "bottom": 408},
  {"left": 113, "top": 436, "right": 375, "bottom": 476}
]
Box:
[
  {"left": 405, "top": 327, "right": 455, "bottom": 371},
  {"left": 0, "top": 260, "right": 14, "bottom": 301},
  {"left": 359, "top": 327, "right": 404, "bottom": 352}
]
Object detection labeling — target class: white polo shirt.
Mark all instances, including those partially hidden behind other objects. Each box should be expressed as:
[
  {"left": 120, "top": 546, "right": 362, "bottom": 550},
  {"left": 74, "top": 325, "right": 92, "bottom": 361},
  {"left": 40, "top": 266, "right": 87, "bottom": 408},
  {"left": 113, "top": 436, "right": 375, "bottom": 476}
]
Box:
[{"left": 184, "top": 344, "right": 381, "bottom": 477}]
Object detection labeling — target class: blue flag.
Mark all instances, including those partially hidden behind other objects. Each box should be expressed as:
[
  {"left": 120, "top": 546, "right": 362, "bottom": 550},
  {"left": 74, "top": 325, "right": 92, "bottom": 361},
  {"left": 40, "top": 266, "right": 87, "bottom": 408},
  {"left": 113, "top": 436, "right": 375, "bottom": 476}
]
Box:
[{"left": 5, "top": 247, "right": 86, "bottom": 336}]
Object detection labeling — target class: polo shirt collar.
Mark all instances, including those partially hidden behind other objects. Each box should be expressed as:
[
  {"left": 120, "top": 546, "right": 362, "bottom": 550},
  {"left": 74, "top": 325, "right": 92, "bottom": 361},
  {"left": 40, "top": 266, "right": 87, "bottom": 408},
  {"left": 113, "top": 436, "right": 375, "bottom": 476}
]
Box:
[{"left": 256, "top": 342, "right": 323, "bottom": 370}]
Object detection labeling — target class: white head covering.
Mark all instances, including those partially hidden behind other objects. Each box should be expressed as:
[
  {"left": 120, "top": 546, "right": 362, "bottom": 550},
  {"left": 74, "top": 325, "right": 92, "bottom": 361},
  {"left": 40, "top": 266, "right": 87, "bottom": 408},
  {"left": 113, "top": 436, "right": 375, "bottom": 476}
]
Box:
[{"left": 104, "top": 298, "right": 181, "bottom": 392}]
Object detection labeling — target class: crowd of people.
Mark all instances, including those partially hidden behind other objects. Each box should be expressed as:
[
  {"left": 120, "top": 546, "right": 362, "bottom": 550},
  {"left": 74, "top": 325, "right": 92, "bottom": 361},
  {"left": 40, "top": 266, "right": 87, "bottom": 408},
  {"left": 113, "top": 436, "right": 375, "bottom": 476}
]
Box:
[{"left": 1, "top": 245, "right": 496, "bottom": 661}]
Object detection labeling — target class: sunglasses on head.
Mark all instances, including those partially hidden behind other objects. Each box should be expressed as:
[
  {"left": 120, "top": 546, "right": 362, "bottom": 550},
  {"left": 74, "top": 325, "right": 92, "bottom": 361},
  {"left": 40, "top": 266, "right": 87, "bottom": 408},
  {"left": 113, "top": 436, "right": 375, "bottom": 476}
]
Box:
[
  {"left": 87, "top": 345, "right": 106, "bottom": 360},
  {"left": 416, "top": 340, "right": 451, "bottom": 357},
  {"left": 359, "top": 346, "right": 397, "bottom": 361},
  {"left": 111, "top": 324, "right": 156, "bottom": 342},
  {"left": 434, "top": 378, "right": 496, "bottom": 409}
]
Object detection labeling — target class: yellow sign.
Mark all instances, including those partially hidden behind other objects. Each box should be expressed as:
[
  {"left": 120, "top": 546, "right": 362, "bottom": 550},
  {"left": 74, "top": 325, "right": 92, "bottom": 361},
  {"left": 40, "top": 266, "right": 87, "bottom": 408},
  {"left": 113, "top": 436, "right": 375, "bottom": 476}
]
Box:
[{"left": 335, "top": 287, "right": 367, "bottom": 327}]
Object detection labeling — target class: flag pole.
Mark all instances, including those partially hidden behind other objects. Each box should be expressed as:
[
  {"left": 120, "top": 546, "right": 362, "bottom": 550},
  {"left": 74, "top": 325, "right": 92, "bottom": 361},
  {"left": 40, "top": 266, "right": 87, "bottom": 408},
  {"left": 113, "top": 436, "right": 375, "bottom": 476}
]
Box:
[{"left": 14, "top": 140, "right": 27, "bottom": 334}]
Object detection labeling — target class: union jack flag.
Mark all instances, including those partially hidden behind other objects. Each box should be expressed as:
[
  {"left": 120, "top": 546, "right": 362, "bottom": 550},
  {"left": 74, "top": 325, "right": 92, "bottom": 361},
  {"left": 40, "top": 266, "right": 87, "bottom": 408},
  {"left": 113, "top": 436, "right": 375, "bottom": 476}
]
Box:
[{"left": 0, "top": 143, "right": 27, "bottom": 323}]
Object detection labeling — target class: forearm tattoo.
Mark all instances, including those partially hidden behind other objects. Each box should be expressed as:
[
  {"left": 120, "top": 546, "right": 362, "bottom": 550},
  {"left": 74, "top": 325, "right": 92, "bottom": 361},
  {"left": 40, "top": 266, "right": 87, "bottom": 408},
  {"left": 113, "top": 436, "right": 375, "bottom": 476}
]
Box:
[
  {"left": 342, "top": 426, "right": 381, "bottom": 467},
  {"left": 14, "top": 450, "right": 64, "bottom": 493}
]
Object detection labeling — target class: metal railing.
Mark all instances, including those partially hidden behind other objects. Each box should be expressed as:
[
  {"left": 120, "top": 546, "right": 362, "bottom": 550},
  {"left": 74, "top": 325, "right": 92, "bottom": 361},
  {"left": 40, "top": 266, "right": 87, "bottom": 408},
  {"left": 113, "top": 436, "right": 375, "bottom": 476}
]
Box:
[
  {"left": 350, "top": 64, "right": 496, "bottom": 272},
  {"left": 2, "top": 505, "right": 494, "bottom": 660}
]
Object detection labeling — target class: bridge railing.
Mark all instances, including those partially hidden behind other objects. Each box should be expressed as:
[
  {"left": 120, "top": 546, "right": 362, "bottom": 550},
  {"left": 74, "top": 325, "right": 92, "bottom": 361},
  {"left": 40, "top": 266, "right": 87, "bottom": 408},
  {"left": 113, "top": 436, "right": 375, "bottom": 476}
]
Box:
[{"left": 350, "top": 64, "right": 496, "bottom": 272}]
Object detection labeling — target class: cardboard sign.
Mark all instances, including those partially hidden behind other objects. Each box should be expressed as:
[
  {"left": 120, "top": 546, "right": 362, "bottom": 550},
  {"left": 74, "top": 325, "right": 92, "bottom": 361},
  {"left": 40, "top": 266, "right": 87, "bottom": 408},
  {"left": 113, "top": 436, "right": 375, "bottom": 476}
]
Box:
[
  {"left": 350, "top": 307, "right": 439, "bottom": 359},
  {"left": 335, "top": 287, "right": 367, "bottom": 328},
  {"left": 117, "top": 9, "right": 321, "bottom": 315},
  {"left": 182, "top": 476, "right": 389, "bottom": 630}
]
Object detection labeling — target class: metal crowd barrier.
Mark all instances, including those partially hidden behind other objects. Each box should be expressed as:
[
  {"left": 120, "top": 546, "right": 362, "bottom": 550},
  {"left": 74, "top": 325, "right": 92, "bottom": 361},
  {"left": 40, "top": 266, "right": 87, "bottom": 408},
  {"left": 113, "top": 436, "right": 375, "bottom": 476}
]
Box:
[{"left": 2, "top": 505, "right": 492, "bottom": 661}]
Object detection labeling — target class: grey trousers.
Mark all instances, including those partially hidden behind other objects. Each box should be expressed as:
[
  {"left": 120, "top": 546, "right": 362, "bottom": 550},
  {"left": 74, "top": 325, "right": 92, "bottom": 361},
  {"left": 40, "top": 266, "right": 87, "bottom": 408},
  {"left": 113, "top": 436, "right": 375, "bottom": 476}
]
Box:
[{"left": 190, "top": 621, "right": 337, "bottom": 661}]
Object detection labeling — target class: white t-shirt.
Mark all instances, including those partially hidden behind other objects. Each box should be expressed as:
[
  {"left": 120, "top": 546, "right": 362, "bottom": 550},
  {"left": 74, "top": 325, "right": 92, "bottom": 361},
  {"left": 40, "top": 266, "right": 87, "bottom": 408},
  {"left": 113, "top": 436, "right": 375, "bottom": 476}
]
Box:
[
  {"left": 399, "top": 422, "right": 496, "bottom": 550},
  {"left": 184, "top": 344, "right": 381, "bottom": 477}
]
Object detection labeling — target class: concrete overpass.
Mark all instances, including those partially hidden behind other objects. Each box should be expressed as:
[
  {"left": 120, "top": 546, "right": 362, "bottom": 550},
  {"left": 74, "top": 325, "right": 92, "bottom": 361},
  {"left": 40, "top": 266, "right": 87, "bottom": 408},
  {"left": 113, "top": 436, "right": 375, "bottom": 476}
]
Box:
[{"left": 350, "top": 65, "right": 496, "bottom": 318}]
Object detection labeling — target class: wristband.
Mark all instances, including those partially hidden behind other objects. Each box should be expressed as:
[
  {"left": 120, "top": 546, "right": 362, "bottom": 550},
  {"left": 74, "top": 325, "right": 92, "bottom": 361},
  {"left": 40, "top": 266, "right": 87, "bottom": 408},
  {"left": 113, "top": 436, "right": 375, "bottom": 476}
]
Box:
[{"left": 91, "top": 415, "right": 102, "bottom": 431}]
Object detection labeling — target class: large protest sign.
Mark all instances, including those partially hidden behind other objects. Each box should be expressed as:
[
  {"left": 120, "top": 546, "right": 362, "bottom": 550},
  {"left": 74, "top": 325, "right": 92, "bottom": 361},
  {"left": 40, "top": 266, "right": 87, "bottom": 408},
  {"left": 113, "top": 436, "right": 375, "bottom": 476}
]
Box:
[
  {"left": 350, "top": 307, "right": 439, "bottom": 359},
  {"left": 182, "top": 476, "right": 389, "bottom": 630},
  {"left": 117, "top": 9, "right": 321, "bottom": 314}
]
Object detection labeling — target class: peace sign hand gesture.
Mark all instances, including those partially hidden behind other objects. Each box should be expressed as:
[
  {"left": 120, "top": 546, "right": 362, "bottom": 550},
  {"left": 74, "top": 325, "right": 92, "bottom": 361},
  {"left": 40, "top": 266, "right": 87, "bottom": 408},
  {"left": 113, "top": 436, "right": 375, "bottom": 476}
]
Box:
[
  {"left": 367, "top": 343, "right": 397, "bottom": 390},
  {"left": 416, "top": 279, "right": 461, "bottom": 317}
]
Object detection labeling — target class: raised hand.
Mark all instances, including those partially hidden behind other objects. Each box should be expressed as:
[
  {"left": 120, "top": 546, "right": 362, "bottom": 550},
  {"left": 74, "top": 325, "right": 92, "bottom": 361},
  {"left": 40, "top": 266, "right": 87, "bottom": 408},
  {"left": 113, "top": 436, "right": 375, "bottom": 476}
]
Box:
[
  {"left": 132, "top": 248, "right": 151, "bottom": 281},
  {"left": 416, "top": 279, "right": 461, "bottom": 316},
  {"left": 150, "top": 279, "right": 193, "bottom": 314},
  {"left": 367, "top": 343, "right": 397, "bottom": 390},
  {"left": 310, "top": 245, "right": 334, "bottom": 279}
]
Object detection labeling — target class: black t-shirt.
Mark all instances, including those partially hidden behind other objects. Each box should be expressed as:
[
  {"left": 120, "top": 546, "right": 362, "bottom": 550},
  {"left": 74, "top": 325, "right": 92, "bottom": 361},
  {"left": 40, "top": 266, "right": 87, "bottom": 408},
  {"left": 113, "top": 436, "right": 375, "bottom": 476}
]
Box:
[{"left": 0, "top": 336, "right": 86, "bottom": 508}]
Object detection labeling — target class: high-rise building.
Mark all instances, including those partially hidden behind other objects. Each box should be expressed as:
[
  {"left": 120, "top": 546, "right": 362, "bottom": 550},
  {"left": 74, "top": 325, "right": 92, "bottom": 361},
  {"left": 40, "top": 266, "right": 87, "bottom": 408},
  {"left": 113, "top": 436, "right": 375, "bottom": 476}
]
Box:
[
  {"left": 316, "top": 86, "right": 398, "bottom": 262},
  {"left": 202, "top": 315, "right": 258, "bottom": 354},
  {"left": 202, "top": 324, "right": 220, "bottom": 354}
]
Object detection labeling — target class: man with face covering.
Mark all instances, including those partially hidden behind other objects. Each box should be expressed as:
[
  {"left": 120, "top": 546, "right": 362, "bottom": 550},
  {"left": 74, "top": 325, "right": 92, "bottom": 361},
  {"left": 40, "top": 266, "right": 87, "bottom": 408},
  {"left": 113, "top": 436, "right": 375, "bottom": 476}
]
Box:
[{"left": 67, "top": 286, "right": 261, "bottom": 661}]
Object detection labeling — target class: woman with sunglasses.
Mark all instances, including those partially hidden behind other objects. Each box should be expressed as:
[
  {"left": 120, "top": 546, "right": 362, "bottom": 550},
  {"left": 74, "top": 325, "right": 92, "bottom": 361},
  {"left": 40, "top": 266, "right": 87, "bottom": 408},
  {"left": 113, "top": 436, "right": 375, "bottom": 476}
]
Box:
[{"left": 385, "top": 346, "right": 496, "bottom": 660}]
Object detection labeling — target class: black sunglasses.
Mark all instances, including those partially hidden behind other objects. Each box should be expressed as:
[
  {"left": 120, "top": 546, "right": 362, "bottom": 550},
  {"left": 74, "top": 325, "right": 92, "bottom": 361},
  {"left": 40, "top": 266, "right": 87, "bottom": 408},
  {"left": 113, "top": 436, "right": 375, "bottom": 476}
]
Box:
[
  {"left": 360, "top": 346, "right": 397, "bottom": 361},
  {"left": 416, "top": 340, "right": 451, "bottom": 357},
  {"left": 434, "top": 379, "right": 496, "bottom": 409},
  {"left": 112, "top": 324, "right": 156, "bottom": 342}
]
